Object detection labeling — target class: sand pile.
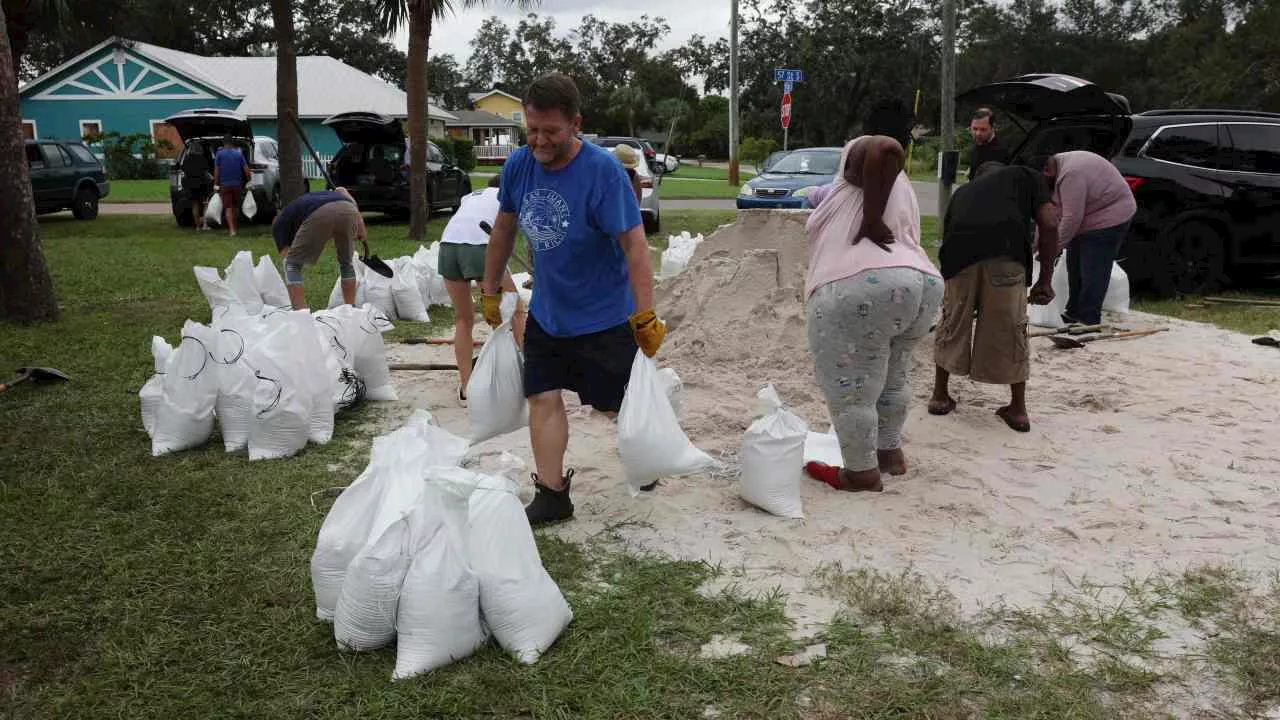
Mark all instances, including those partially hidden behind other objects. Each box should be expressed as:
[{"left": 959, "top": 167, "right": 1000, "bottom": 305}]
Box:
[{"left": 656, "top": 210, "right": 829, "bottom": 447}]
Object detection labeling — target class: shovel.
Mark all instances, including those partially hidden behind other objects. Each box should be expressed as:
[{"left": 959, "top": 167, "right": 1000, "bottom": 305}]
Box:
[
  {"left": 1029, "top": 323, "right": 1106, "bottom": 338},
  {"left": 286, "top": 109, "right": 393, "bottom": 279},
  {"left": 0, "top": 366, "right": 70, "bottom": 394},
  {"left": 1049, "top": 328, "right": 1168, "bottom": 350}
]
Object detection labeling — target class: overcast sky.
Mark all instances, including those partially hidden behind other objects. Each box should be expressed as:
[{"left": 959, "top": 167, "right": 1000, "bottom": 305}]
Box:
[{"left": 391, "top": 0, "right": 732, "bottom": 68}]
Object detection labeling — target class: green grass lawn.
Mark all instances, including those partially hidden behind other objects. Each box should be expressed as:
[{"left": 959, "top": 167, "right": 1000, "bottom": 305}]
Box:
[
  {"left": 668, "top": 165, "right": 755, "bottom": 181},
  {"left": 4, "top": 212, "right": 1276, "bottom": 718},
  {"left": 105, "top": 178, "right": 169, "bottom": 203},
  {"left": 658, "top": 177, "right": 744, "bottom": 200}
]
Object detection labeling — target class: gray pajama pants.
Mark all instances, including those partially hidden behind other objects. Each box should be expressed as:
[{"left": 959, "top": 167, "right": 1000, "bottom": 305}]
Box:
[{"left": 807, "top": 268, "right": 944, "bottom": 472}]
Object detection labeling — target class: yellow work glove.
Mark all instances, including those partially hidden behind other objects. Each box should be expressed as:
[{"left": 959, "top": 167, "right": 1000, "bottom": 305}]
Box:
[
  {"left": 629, "top": 309, "right": 666, "bottom": 358},
  {"left": 480, "top": 292, "right": 503, "bottom": 328}
]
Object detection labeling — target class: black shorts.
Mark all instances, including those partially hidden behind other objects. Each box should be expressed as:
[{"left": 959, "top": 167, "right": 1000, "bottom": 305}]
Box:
[{"left": 523, "top": 313, "right": 637, "bottom": 413}]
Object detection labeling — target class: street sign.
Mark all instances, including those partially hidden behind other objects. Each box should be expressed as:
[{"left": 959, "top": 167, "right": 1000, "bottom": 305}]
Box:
[
  {"left": 781, "top": 92, "right": 792, "bottom": 130},
  {"left": 773, "top": 68, "right": 804, "bottom": 83}
]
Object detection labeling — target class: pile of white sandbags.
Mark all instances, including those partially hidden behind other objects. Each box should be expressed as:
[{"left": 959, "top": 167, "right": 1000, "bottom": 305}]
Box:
[
  {"left": 140, "top": 303, "right": 397, "bottom": 458},
  {"left": 327, "top": 242, "right": 452, "bottom": 321},
  {"left": 311, "top": 412, "right": 573, "bottom": 680},
  {"left": 194, "top": 250, "right": 290, "bottom": 315},
  {"left": 659, "top": 231, "right": 704, "bottom": 280}
]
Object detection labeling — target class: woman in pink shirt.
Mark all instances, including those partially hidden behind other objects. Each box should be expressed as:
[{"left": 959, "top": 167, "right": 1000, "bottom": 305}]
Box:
[{"left": 803, "top": 135, "right": 943, "bottom": 492}]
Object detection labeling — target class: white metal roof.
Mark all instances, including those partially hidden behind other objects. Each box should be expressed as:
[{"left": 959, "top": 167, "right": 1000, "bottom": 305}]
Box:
[
  {"left": 132, "top": 42, "right": 456, "bottom": 121},
  {"left": 20, "top": 37, "right": 455, "bottom": 122}
]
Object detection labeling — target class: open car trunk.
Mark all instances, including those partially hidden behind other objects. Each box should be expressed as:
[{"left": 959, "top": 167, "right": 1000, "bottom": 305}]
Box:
[{"left": 957, "top": 73, "right": 1133, "bottom": 161}]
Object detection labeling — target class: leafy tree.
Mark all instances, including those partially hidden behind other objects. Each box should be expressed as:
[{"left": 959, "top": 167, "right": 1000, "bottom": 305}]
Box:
[
  {"left": 740, "top": 136, "right": 779, "bottom": 172},
  {"left": 426, "top": 53, "right": 469, "bottom": 109},
  {"left": 609, "top": 86, "right": 649, "bottom": 137}
]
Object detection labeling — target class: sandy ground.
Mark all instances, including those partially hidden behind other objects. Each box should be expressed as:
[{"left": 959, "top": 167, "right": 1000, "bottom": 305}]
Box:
[{"left": 375, "top": 211, "right": 1280, "bottom": 647}]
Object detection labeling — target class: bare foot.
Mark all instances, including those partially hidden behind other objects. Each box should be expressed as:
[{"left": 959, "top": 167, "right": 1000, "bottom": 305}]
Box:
[
  {"left": 838, "top": 468, "right": 884, "bottom": 492},
  {"left": 877, "top": 448, "right": 907, "bottom": 476},
  {"left": 928, "top": 395, "right": 957, "bottom": 415},
  {"left": 995, "top": 405, "right": 1031, "bottom": 433}
]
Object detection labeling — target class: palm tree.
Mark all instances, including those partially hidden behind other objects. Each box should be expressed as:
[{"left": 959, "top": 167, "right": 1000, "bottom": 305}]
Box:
[
  {"left": 372, "top": 0, "right": 536, "bottom": 242},
  {"left": 609, "top": 86, "right": 649, "bottom": 138},
  {"left": 269, "top": 0, "right": 306, "bottom": 207},
  {"left": 0, "top": 4, "right": 57, "bottom": 321}
]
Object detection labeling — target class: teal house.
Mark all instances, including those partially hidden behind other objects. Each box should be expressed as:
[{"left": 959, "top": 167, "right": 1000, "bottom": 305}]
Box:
[{"left": 19, "top": 37, "right": 456, "bottom": 161}]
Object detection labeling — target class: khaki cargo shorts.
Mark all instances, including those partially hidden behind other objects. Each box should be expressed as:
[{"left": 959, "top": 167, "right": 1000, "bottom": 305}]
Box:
[
  {"left": 934, "top": 258, "right": 1030, "bottom": 385},
  {"left": 286, "top": 201, "right": 360, "bottom": 266}
]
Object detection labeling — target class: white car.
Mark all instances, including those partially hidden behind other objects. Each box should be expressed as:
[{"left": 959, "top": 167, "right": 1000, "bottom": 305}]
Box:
[{"left": 654, "top": 153, "right": 680, "bottom": 174}]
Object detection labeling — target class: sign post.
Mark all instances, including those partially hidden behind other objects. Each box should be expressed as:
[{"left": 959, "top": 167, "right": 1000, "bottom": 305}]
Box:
[{"left": 774, "top": 68, "right": 803, "bottom": 151}]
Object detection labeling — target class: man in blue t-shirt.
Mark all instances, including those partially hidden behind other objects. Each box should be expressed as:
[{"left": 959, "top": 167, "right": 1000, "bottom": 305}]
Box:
[
  {"left": 480, "top": 72, "right": 665, "bottom": 525},
  {"left": 213, "top": 135, "right": 251, "bottom": 237}
]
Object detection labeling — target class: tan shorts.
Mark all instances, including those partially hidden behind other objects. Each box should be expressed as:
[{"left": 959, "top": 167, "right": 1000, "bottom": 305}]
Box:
[
  {"left": 934, "top": 258, "right": 1030, "bottom": 385},
  {"left": 286, "top": 201, "right": 359, "bottom": 266}
]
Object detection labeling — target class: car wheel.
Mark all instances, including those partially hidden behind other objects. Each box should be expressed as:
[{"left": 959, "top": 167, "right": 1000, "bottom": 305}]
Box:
[
  {"left": 72, "top": 186, "right": 99, "bottom": 220},
  {"left": 1154, "top": 220, "right": 1226, "bottom": 296}
]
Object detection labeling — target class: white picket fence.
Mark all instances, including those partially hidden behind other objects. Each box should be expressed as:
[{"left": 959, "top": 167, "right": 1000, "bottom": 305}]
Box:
[
  {"left": 475, "top": 144, "right": 517, "bottom": 161},
  {"left": 302, "top": 152, "right": 333, "bottom": 180}
]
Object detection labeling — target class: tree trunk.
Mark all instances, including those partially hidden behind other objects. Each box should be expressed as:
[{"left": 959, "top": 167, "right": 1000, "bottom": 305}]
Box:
[
  {"left": 270, "top": 0, "right": 305, "bottom": 205},
  {"left": 406, "top": 3, "right": 431, "bottom": 243},
  {"left": 0, "top": 7, "right": 57, "bottom": 323}
]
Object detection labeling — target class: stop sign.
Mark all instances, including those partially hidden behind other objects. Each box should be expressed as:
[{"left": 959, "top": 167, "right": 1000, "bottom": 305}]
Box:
[{"left": 781, "top": 92, "right": 792, "bottom": 129}]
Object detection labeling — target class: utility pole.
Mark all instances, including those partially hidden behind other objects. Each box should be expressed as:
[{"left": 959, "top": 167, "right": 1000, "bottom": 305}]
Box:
[
  {"left": 728, "top": 0, "right": 740, "bottom": 186},
  {"left": 938, "top": 0, "right": 958, "bottom": 219}
]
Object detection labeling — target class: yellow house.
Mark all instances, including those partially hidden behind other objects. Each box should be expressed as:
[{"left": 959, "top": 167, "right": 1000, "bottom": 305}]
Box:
[{"left": 468, "top": 90, "right": 524, "bottom": 127}]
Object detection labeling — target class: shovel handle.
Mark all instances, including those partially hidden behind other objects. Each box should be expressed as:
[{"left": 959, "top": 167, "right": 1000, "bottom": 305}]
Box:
[{"left": 1091, "top": 328, "right": 1169, "bottom": 342}]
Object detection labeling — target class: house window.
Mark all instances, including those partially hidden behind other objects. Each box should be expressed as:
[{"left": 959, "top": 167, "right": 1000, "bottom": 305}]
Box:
[
  {"left": 79, "top": 120, "right": 103, "bottom": 143},
  {"left": 150, "top": 120, "right": 181, "bottom": 160},
  {"left": 512, "top": 111, "right": 523, "bottom": 124},
  {"left": 21, "top": 120, "right": 36, "bottom": 140}
]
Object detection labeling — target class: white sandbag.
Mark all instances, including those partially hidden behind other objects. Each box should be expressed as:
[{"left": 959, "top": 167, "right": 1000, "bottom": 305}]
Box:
[
  {"left": 467, "top": 294, "right": 526, "bottom": 443},
  {"left": 211, "top": 309, "right": 264, "bottom": 452},
  {"left": 411, "top": 246, "right": 450, "bottom": 308},
  {"left": 205, "top": 192, "right": 223, "bottom": 226},
  {"left": 284, "top": 311, "right": 335, "bottom": 445},
  {"left": 1103, "top": 262, "right": 1130, "bottom": 314},
  {"left": 802, "top": 427, "right": 843, "bottom": 468},
  {"left": 325, "top": 304, "right": 396, "bottom": 401},
  {"left": 362, "top": 266, "right": 397, "bottom": 320},
  {"left": 467, "top": 458, "right": 573, "bottom": 664},
  {"left": 242, "top": 190, "right": 258, "bottom": 220},
  {"left": 140, "top": 336, "right": 173, "bottom": 435},
  {"left": 740, "top": 385, "right": 808, "bottom": 519},
  {"left": 194, "top": 266, "right": 242, "bottom": 312},
  {"left": 333, "top": 510, "right": 413, "bottom": 652},
  {"left": 225, "top": 251, "right": 264, "bottom": 313},
  {"left": 393, "top": 472, "right": 486, "bottom": 680},
  {"left": 255, "top": 255, "right": 290, "bottom": 308},
  {"left": 656, "top": 367, "right": 683, "bottom": 419},
  {"left": 659, "top": 232, "right": 703, "bottom": 280},
  {"left": 1027, "top": 260, "right": 1071, "bottom": 328},
  {"left": 617, "top": 351, "right": 713, "bottom": 494},
  {"left": 151, "top": 321, "right": 218, "bottom": 456},
  {"left": 327, "top": 262, "right": 367, "bottom": 309},
  {"left": 390, "top": 258, "right": 430, "bottom": 322},
  {"left": 246, "top": 319, "right": 312, "bottom": 460}
]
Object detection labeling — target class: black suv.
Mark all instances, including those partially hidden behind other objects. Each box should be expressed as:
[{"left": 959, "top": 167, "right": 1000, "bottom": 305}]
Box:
[
  {"left": 25, "top": 140, "right": 110, "bottom": 219},
  {"left": 323, "top": 112, "right": 470, "bottom": 218},
  {"left": 961, "top": 74, "right": 1280, "bottom": 294}
]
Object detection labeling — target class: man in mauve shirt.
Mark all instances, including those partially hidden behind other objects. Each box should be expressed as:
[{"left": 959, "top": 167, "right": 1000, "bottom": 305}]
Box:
[{"left": 1035, "top": 151, "right": 1137, "bottom": 326}]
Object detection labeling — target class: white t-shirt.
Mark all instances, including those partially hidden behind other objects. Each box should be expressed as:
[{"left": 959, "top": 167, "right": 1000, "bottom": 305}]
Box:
[{"left": 441, "top": 187, "right": 500, "bottom": 246}]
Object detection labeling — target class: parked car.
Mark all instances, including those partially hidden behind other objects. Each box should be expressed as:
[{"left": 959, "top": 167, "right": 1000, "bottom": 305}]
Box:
[
  {"left": 761, "top": 150, "right": 790, "bottom": 174},
  {"left": 633, "top": 148, "right": 662, "bottom": 233},
  {"left": 25, "top": 139, "right": 109, "bottom": 219},
  {"left": 593, "top": 136, "right": 666, "bottom": 175},
  {"left": 654, "top": 152, "right": 680, "bottom": 174},
  {"left": 736, "top": 147, "right": 842, "bottom": 209},
  {"left": 960, "top": 73, "right": 1280, "bottom": 295},
  {"left": 165, "top": 108, "right": 281, "bottom": 226},
  {"left": 323, "top": 111, "right": 471, "bottom": 218}
]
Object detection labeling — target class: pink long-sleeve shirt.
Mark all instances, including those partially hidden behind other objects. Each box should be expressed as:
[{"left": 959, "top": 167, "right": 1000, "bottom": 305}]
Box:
[{"left": 1053, "top": 151, "right": 1137, "bottom": 250}]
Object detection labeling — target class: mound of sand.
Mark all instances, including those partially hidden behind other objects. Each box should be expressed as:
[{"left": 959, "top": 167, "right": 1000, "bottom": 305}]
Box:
[{"left": 382, "top": 211, "right": 1280, "bottom": 673}]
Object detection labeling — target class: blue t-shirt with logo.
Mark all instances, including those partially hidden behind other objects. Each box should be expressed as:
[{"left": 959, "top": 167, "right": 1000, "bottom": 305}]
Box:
[
  {"left": 215, "top": 147, "right": 248, "bottom": 188},
  {"left": 499, "top": 141, "right": 643, "bottom": 338}
]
